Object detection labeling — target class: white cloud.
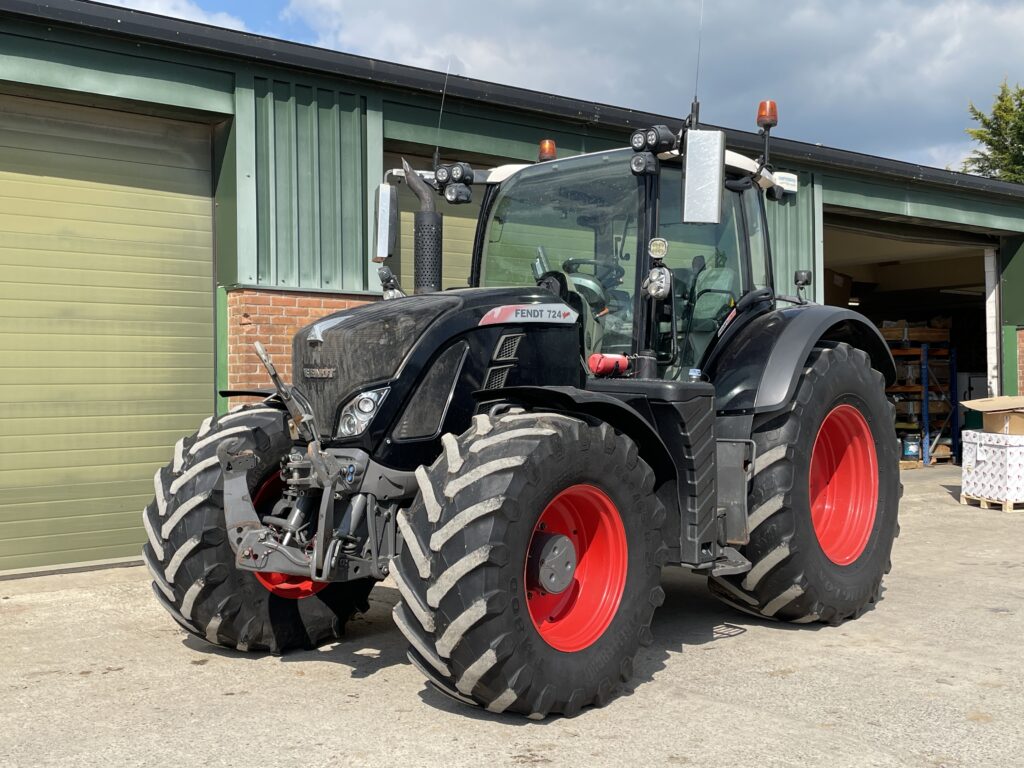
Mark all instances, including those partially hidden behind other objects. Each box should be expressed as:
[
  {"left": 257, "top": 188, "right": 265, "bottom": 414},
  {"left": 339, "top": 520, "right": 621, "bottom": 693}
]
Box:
[
  {"left": 902, "top": 140, "right": 976, "bottom": 172},
  {"left": 281, "top": 0, "right": 1024, "bottom": 166},
  {"left": 102, "top": 0, "right": 248, "bottom": 31}
]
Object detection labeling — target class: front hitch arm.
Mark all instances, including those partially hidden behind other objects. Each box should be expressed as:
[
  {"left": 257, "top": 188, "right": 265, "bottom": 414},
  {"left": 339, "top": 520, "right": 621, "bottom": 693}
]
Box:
[
  {"left": 216, "top": 438, "right": 264, "bottom": 556},
  {"left": 252, "top": 341, "right": 319, "bottom": 441}
]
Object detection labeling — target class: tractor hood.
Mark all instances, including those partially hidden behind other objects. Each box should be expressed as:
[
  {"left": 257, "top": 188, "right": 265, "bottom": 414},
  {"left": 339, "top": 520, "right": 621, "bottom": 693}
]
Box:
[
  {"left": 292, "top": 294, "right": 463, "bottom": 437},
  {"left": 291, "top": 287, "right": 581, "bottom": 440}
]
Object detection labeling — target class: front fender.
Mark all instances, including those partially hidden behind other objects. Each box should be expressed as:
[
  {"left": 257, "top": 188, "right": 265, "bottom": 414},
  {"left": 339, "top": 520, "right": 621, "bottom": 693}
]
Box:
[
  {"left": 706, "top": 304, "right": 896, "bottom": 415},
  {"left": 475, "top": 385, "right": 676, "bottom": 485},
  {"left": 477, "top": 381, "right": 720, "bottom": 568}
]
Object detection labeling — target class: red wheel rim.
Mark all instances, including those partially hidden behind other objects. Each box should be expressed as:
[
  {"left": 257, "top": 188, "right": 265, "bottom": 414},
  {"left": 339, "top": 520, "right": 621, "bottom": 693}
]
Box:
[
  {"left": 250, "top": 474, "right": 327, "bottom": 599},
  {"left": 525, "top": 484, "right": 627, "bottom": 652},
  {"left": 809, "top": 404, "right": 879, "bottom": 566}
]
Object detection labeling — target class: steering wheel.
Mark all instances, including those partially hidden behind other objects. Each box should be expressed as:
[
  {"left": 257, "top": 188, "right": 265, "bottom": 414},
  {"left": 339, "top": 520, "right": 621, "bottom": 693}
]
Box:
[{"left": 562, "top": 258, "right": 625, "bottom": 290}]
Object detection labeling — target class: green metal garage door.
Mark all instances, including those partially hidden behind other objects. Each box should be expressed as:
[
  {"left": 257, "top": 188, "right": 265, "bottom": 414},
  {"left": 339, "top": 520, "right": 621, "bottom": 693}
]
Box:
[{"left": 0, "top": 94, "right": 214, "bottom": 571}]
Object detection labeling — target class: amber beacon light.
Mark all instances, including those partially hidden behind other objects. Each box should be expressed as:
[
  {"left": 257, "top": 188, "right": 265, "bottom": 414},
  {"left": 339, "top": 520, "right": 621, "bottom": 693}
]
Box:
[
  {"left": 757, "top": 100, "right": 779, "bottom": 129},
  {"left": 538, "top": 138, "right": 557, "bottom": 161}
]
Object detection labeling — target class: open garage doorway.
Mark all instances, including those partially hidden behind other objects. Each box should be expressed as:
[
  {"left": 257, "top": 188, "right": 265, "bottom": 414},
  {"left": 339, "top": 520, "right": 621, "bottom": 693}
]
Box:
[{"left": 822, "top": 210, "right": 1001, "bottom": 465}]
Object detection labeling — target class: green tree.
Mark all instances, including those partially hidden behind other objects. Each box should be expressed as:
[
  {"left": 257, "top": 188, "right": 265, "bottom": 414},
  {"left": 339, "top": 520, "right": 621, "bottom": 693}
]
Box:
[{"left": 963, "top": 80, "right": 1024, "bottom": 183}]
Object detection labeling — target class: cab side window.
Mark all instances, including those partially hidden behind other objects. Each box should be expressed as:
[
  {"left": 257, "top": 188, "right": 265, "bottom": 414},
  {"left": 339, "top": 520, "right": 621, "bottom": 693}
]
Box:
[
  {"left": 656, "top": 171, "right": 746, "bottom": 371},
  {"left": 743, "top": 186, "right": 770, "bottom": 290}
]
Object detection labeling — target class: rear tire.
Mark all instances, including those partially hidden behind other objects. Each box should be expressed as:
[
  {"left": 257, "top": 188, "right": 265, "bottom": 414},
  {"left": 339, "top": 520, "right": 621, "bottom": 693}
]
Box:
[
  {"left": 142, "top": 404, "right": 374, "bottom": 653},
  {"left": 709, "top": 343, "right": 900, "bottom": 624},
  {"left": 392, "top": 411, "right": 667, "bottom": 718}
]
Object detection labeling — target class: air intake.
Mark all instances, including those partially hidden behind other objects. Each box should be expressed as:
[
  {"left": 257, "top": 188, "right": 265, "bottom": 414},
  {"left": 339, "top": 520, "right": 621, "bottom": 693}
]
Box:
[{"left": 394, "top": 342, "right": 468, "bottom": 440}]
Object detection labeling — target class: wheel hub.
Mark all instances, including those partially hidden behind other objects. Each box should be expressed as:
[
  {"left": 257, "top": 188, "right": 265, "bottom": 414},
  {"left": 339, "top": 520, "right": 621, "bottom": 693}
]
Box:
[
  {"left": 528, "top": 533, "right": 577, "bottom": 595},
  {"left": 524, "top": 484, "right": 628, "bottom": 652},
  {"left": 809, "top": 403, "right": 879, "bottom": 566}
]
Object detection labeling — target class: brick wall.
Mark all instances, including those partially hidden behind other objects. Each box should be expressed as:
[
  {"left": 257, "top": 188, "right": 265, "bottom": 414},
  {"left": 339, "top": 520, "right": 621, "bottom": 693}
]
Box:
[
  {"left": 227, "top": 289, "right": 374, "bottom": 398},
  {"left": 1018, "top": 328, "right": 1024, "bottom": 394}
]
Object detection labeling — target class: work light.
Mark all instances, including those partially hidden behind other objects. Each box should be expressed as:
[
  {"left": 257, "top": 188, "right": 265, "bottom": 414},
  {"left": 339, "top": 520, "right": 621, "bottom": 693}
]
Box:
[{"left": 630, "top": 152, "right": 659, "bottom": 176}]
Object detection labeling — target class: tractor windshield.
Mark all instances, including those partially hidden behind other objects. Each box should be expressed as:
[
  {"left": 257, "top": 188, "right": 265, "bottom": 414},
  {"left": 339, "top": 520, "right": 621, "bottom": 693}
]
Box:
[
  {"left": 479, "top": 150, "right": 755, "bottom": 373},
  {"left": 480, "top": 149, "right": 640, "bottom": 356}
]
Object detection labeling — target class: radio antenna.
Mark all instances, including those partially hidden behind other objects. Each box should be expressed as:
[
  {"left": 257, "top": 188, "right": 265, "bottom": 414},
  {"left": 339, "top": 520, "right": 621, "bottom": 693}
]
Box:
[
  {"left": 689, "top": 0, "right": 704, "bottom": 128},
  {"left": 433, "top": 56, "right": 453, "bottom": 171}
]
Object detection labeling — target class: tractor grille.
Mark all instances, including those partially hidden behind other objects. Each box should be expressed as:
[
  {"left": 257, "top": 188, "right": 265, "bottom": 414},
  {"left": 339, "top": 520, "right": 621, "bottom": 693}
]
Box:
[
  {"left": 394, "top": 341, "right": 468, "bottom": 440},
  {"left": 483, "top": 365, "right": 513, "bottom": 390},
  {"left": 483, "top": 333, "right": 524, "bottom": 390},
  {"left": 292, "top": 295, "right": 461, "bottom": 437},
  {"left": 493, "top": 333, "right": 524, "bottom": 362}
]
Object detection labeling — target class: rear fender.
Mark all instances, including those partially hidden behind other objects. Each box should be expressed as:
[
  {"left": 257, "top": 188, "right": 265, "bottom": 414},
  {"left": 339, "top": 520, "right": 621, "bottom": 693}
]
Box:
[{"left": 706, "top": 304, "right": 896, "bottom": 416}]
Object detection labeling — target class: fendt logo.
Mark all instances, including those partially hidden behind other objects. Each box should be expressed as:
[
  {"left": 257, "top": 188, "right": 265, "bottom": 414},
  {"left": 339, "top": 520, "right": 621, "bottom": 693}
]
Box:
[
  {"left": 478, "top": 304, "right": 579, "bottom": 326},
  {"left": 303, "top": 366, "right": 337, "bottom": 379}
]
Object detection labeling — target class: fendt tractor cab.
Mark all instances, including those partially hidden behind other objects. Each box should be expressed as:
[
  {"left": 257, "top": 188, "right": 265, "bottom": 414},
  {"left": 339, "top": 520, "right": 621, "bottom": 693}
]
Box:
[{"left": 144, "top": 101, "right": 899, "bottom": 718}]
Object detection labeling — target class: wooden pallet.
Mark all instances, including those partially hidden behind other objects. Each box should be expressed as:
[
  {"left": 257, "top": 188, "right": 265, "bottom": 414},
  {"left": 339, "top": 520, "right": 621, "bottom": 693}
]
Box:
[
  {"left": 929, "top": 455, "right": 955, "bottom": 465},
  {"left": 960, "top": 493, "right": 1024, "bottom": 512},
  {"left": 899, "top": 460, "right": 923, "bottom": 470}
]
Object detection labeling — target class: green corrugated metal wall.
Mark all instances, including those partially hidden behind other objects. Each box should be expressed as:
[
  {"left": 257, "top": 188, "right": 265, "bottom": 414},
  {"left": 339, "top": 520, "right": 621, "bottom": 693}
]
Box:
[
  {"left": 765, "top": 168, "right": 818, "bottom": 300},
  {"left": 252, "top": 79, "right": 367, "bottom": 291},
  {"left": 1001, "top": 235, "right": 1024, "bottom": 396}
]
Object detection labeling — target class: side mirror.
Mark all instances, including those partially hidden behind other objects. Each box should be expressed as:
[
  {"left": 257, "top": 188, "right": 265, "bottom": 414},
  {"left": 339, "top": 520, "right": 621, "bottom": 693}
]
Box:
[
  {"left": 372, "top": 182, "right": 400, "bottom": 263},
  {"left": 794, "top": 270, "right": 812, "bottom": 305},
  {"left": 682, "top": 129, "right": 725, "bottom": 225}
]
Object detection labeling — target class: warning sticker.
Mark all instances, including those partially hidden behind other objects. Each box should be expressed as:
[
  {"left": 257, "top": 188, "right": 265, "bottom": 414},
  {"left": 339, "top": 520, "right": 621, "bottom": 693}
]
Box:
[{"left": 478, "top": 303, "right": 579, "bottom": 327}]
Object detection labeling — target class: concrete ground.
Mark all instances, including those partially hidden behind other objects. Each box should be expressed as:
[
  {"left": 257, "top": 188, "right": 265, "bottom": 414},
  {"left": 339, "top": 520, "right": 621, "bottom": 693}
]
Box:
[{"left": 1, "top": 465, "right": 1021, "bottom": 768}]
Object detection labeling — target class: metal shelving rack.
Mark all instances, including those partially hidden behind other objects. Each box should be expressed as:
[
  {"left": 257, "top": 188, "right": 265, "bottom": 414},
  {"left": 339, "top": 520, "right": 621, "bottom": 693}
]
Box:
[{"left": 885, "top": 336, "right": 960, "bottom": 465}]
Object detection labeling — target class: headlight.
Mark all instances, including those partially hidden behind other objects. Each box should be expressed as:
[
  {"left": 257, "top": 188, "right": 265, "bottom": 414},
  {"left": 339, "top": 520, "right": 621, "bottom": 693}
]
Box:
[
  {"left": 435, "top": 165, "right": 451, "bottom": 184},
  {"left": 630, "top": 129, "right": 647, "bottom": 151},
  {"left": 336, "top": 387, "right": 389, "bottom": 437}
]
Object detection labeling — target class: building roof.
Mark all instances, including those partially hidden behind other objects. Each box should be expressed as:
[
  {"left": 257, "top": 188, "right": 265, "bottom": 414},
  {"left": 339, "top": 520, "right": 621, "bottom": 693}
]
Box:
[{"left": 4, "top": 0, "right": 1024, "bottom": 201}]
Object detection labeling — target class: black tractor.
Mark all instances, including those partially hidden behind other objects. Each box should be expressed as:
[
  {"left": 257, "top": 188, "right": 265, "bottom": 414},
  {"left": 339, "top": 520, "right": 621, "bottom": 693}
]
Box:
[{"left": 143, "top": 102, "right": 899, "bottom": 718}]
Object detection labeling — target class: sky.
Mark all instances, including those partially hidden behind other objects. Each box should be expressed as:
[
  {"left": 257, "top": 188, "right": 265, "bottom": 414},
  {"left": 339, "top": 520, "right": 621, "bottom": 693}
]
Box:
[{"left": 102, "top": 0, "right": 1023, "bottom": 171}]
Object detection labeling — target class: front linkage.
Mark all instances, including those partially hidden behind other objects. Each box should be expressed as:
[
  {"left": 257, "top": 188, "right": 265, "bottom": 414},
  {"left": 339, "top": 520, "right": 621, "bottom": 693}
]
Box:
[{"left": 218, "top": 343, "right": 408, "bottom": 587}]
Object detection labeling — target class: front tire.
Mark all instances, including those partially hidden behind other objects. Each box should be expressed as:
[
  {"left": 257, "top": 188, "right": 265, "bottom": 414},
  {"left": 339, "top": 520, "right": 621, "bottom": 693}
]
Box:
[
  {"left": 710, "top": 343, "right": 900, "bottom": 624},
  {"left": 142, "top": 405, "right": 374, "bottom": 653},
  {"left": 392, "top": 411, "right": 667, "bottom": 718}
]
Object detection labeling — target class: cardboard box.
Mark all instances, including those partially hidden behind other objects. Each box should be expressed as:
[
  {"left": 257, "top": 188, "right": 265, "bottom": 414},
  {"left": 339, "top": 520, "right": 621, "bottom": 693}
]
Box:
[{"left": 962, "top": 396, "right": 1024, "bottom": 436}]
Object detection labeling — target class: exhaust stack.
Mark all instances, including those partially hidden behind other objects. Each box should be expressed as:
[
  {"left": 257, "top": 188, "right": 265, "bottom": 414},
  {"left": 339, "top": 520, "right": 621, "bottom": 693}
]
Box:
[{"left": 401, "top": 158, "right": 443, "bottom": 294}]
